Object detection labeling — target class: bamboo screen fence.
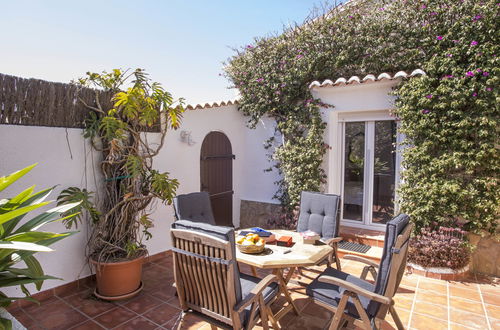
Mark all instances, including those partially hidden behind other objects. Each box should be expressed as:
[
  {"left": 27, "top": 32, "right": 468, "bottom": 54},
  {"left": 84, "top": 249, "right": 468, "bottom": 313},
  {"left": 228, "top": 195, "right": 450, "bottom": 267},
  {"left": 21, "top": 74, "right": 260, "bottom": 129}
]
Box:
[{"left": 0, "top": 73, "right": 116, "bottom": 128}]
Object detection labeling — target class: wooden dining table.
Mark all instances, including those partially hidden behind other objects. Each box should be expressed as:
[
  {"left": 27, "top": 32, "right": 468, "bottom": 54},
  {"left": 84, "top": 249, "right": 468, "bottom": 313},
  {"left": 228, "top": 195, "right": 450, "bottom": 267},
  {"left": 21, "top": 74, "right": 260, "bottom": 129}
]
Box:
[{"left": 236, "top": 229, "right": 333, "bottom": 320}]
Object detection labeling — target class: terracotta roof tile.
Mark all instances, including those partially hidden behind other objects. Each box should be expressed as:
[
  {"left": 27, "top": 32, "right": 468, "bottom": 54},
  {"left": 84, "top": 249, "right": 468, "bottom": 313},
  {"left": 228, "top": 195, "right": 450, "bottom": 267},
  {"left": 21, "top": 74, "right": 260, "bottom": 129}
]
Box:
[
  {"left": 308, "top": 69, "right": 426, "bottom": 89},
  {"left": 185, "top": 99, "right": 239, "bottom": 110}
]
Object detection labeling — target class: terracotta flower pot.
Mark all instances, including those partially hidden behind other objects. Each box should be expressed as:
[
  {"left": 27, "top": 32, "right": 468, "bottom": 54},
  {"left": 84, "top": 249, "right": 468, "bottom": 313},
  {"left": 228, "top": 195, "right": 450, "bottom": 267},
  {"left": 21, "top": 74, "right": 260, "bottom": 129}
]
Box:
[{"left": 91, "top": 255, "right": 145, "bottom": 300}]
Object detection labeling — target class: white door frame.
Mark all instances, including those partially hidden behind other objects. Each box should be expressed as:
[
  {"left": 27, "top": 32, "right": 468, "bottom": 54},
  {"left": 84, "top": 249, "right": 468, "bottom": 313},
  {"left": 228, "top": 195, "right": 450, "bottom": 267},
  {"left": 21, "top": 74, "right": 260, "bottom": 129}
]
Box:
[{"left": 328, "top": 110, "right": 399, "bottom": 231}]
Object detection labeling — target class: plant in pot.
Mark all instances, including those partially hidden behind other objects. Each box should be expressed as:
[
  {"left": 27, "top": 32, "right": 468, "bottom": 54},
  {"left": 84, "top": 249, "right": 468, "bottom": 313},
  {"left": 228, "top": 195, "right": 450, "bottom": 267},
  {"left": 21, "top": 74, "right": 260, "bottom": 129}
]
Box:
[
  {"left": 0, "top": 164, "right": 78, "bottom": 329},
  {"left": 58, "top": 68, "right": 184, "bottom": 300},
  {"left": 408, "top": 223, "right": 472, "bottom": 278}
]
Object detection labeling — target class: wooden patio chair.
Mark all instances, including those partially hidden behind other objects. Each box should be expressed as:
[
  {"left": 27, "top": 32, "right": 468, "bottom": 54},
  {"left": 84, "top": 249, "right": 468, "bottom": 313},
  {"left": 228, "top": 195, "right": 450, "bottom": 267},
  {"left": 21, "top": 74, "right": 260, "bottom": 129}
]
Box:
[
  {"left": 173, "top": 192, "right": 216, "bottom": 225},
  {"left": 297, "top": 191, "right": 343, "bottom": 270},
  {"left": 171, "top": 220, "right": 292, "bottom": 329},
  {"left": 306, "top": 214, "right": 413, "bottom": 330}
]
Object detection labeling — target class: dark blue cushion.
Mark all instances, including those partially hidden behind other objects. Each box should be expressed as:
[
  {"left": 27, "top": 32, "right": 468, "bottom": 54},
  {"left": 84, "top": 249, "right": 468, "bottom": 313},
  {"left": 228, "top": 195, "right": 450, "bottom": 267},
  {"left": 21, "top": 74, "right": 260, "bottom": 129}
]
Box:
[
  {"left": 306, "top": 267, "right": 376, "bottom": 318},
  {"left": 240, "top": 273, "right": 279, "bottom": 325},
  {"left": 171, "top": 220, "right": 241, "bottom": 302},
  {"left": 173, "top": 192, "right": 216, "bottom": 225},
  {"left": 297, "top": 191, "right": 341, "bottom": 240}
]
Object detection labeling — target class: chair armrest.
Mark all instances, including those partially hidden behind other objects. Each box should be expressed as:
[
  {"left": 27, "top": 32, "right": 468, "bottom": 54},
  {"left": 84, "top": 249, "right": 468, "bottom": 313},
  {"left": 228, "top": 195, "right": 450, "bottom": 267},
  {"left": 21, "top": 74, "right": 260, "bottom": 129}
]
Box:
[
  {"left": 324, "top": 237, "right": 343, "bottom": 246},
  {"left": 234, "top": 274, "right": 278, "bottom": 313},
  {"left": 318, "top": 275, "right": 391, "bottom": 305},
  {"left": 343, "top": 254, "right": 379, "bottom": 268}
]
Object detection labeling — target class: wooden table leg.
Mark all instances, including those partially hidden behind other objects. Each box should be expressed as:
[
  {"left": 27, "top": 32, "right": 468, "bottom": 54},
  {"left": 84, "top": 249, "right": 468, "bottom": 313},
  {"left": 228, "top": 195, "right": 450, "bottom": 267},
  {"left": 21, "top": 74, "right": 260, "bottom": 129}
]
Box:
[
  {"left": 284, "top": 267, "right": 296, "bottom": 284},
  {"left": 273, "top": 268, "right": 300, "bottom": 316},
  {"left": 251, "top": 266, "right": 258, "bottom": 277}
]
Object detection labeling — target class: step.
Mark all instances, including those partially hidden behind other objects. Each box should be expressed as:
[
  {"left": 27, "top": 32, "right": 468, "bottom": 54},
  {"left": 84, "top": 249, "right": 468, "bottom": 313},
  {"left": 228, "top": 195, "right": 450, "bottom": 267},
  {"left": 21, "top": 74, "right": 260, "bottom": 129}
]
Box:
[
  {"left": 338, "top": 245, "right": 383, "bottom": 263},
  {"left": 339, "top": 226, "right": 385, "bottom": 248}
]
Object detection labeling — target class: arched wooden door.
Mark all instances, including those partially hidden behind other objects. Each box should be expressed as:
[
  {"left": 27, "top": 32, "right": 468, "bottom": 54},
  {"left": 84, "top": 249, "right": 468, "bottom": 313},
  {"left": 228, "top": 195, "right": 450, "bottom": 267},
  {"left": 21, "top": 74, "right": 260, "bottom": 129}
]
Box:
[{"left": 200, "top": 131, "right": 234, "bottom": 227}]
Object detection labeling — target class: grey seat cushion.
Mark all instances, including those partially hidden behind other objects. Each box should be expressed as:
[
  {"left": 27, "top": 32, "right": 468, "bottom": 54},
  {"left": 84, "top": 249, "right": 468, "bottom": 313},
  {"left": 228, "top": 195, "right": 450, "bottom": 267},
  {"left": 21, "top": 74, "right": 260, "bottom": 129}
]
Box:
[
  {"left": 307, "top": 214, "right": 411, "bottom": 319},
  {"left": 173, "top": 192, "right": 216, "bottom": 225},
  {"left": 306, "top": 267, "right": 376, "bottom": 319},
  {"left": 297, "top": 191, "right": 341, "bottom": 240},
  {"left": 171, "top": 220, "right": 242, "bottom": 302},
  {"left": 240, "top": 273, "right": 279, "bottom": 325}
]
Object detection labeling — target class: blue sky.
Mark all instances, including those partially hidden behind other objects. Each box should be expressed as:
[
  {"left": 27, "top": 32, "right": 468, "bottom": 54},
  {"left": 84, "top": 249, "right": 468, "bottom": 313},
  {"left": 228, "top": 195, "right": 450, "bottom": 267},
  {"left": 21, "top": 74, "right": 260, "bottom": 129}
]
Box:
[{"left": 1, "top": 0, "right": 331, "bottom": 105}]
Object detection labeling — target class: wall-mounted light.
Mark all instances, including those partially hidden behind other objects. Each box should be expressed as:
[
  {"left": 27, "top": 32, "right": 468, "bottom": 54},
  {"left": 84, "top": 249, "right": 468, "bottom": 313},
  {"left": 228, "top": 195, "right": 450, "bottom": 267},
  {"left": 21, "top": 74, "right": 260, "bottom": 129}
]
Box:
[{"left": 180, "top": 130, "right": 196, "bottom": 146}]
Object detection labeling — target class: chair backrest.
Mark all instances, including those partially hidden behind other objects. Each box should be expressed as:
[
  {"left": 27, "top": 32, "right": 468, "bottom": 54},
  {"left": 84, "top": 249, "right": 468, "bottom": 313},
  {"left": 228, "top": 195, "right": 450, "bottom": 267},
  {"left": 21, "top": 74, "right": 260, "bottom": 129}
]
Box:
[
  {"left": 297, "top": 191, "right": 341, "bottom": 240},
  {"left": 173, "top": 192, "right": 216, "bottom": 225},
  {"left": 368, "top": 214, "right": 412, "bottom": 317},
  {"left": 171, "top": 220, "right": 243, "bottom": 328}
]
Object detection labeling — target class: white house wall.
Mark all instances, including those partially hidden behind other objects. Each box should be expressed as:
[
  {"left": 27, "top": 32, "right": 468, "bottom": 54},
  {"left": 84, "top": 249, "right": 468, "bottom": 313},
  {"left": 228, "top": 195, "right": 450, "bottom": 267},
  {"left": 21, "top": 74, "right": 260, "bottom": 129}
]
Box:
[{"left": 0, "top": 104, "right": 279, "bottom": 294}]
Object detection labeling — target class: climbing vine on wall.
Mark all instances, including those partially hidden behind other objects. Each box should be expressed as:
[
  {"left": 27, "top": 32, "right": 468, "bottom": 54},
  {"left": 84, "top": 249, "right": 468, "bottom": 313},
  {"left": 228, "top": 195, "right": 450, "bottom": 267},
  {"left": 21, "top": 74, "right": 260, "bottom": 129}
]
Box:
[{"left": 224, "top": 0, "right": 499, "bottom": 232}]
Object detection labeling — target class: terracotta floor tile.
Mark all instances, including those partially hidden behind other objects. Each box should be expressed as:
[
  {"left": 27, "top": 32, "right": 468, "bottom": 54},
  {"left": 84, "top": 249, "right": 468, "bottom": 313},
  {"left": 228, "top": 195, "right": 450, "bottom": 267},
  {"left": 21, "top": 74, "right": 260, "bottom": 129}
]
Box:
[
  {"left": 122, "top": 293, "right": 163, "bottom": 314},
  {"left": 94, "top": 306, "right": 136, "bottom": 328},
  {"left": 389, "top": 307, "right": 410, "bottom": 326},
  {"left": 449, "top": 322, "right": 476, "bottom": 330},
  {"left": 482, "top": 292, "right": 500, "bottom": 306},
  {"left": 114, "top": 316, "right": 159, "bottom": 330},
  {"left": 301, "top": 300, "right": 333, "bottom": 319},
  {"left": 413, "top": 301, "right": 448, "bottom": 320},
  {"left": 484, "top": 303, "right": 500, "bottom": 320},
  {"left": 489, "top": 317, "right": 500, "bottom": 329},
  {"left": 143, "top": 303, "right": 182, "bottom": 326},
  {"left": 415, "top": 291, "right": 448, "bottom": 305},
  {"left": 70, "top": 320, "right": 105, "bottom": 329},
  {"left": 284, "top": 313, "right": 330, "bottom": 330},
  {"left": 163, "top": 312, "right": 205, "bottom": 329},
  {"left": 63, "top": 291, "right": 116, "bottom": 318},
  {"left": 8, "top": 308, "right": 38, "bottom": 328},
  {"left": 410, "top": 313, "right": 448, "bottom": 330},
  {"left": 449, "top": 296, "right": 487, "bottom": 315},
  {"left": 449, "top": 286, "right": 481, "bottom": 301},
  {"left": 449, "top": 309, "right": 489, "bottom": 329},
  {"left": 418, "top": 280, "right": 448, "bottom": 295},
  {"left": 392, "top": 296, "right": 414, "bottom": 310}
]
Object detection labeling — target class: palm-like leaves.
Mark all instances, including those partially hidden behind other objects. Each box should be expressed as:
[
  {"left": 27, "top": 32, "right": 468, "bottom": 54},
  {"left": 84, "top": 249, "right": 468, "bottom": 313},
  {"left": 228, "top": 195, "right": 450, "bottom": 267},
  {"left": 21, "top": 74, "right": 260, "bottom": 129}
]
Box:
[{"left": 0, "top": 164, "right": 78, "bottom": 328}]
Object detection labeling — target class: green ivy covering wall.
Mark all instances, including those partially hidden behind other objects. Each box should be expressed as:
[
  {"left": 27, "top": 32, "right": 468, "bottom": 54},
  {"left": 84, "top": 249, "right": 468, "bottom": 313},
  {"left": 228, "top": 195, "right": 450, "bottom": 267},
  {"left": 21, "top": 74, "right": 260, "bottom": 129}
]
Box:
[{"left": 224, "top": 0, "right": 499, "bottom": 232}]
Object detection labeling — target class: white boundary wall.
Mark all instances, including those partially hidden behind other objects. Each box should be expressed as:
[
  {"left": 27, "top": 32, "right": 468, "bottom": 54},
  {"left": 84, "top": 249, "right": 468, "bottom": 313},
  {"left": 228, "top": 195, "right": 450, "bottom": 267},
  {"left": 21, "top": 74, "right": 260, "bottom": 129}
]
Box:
[{"left": 0, "top": 104, "right": 279, "bottom": 293}]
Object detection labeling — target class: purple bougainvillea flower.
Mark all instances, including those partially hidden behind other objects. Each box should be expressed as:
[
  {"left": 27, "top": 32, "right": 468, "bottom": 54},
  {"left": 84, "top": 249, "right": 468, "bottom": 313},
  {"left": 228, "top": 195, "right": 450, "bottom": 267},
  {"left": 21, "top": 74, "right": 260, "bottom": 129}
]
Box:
[
  {"left": 280, "top": 83, "right": 286, "bottom": 87},
  {"left": 466, "top": 71, "right": 475, "bottom": 77},
  {"left": 348, "top": 15, "right": 354, "bottom": 19},
  {"left": 483, "top": 72, "right": 489, "bottom": 76},
  {"left": 452, "top": 40, "right": 459, "bottom": 43},
  {"left": 246, "top": 45, "right": 254, "bottom": 49},
  {"left": 379, "top": 7, "right": 384, "bottom": 11},
  {"left": 436, "top": 36, "right": 443, "bottom": 40},
  {"left": 421, "top": 109, "right": 430, "bottom": 114},
  {"left": 472, "top": 92, "right": 478, "bottom": 97},
  {"left": 486, "top": 87, "right": 492, "bottom": 91},
  {"left": 476, "top": 68, "right": 482, "bottom": 72},
  {"left": 430, "top": 12, "right": 438, "bottom": 16},
  {"left": 256, "top": 78, "right": 264, "bottom": 82},
  {"left": 473, "top": 15, "right": 482, "bottom": 21},
  {"left": 470, "top": 40, "right": 478, "bottom": 46},
  {"left": 296, "top": 54, "right": 304, "bottom": 59},
  {"left": 426, "top": 94, "right": 433, "bottom": 99},
  {"left": 421, "top": 4, "right": 427, "bottom": 9},
  {"left": 446, "top": 54, "right": 453, "bottom": 57}
]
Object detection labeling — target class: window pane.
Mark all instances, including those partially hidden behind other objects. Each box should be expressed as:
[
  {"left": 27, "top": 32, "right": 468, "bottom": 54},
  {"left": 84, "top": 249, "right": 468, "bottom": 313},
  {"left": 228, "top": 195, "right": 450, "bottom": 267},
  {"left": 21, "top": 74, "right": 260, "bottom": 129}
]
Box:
[
  {"left": 343, "top": 122, "right": 365, "bottom": 221},
  {"left": 372, "top": 121, "right": 396, "bottom": 224}
]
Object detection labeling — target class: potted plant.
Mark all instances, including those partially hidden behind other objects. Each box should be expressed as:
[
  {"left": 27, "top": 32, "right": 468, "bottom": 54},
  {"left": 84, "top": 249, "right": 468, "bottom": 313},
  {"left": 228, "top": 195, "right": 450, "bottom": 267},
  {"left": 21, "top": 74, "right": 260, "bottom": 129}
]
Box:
[
  {"left": 58, "top": 69, "right": 184, "bottom": 300},
  {"left": 408, "top": 223, "right": 472, "bottom": 280},
  {"left": 0, "top": 164, "right": 78, "bottom": 329}
]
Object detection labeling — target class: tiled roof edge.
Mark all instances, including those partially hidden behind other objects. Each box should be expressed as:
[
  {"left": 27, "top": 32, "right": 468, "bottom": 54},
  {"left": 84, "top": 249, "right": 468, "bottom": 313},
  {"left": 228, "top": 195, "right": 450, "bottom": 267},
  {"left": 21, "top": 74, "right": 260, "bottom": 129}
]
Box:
[
  {"left": 185, "top": 99, "right": 239, "bottom": 110},
  {"left": 308, "top": 69, "right": 426, "bottom": 89}
]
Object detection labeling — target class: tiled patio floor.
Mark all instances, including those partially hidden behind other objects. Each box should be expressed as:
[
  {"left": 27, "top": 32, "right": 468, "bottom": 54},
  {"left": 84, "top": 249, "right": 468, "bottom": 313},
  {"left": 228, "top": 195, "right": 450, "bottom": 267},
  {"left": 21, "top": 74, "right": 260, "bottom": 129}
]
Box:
[{"left": 8, "top": 254, "right": 499, "bottom": 330}]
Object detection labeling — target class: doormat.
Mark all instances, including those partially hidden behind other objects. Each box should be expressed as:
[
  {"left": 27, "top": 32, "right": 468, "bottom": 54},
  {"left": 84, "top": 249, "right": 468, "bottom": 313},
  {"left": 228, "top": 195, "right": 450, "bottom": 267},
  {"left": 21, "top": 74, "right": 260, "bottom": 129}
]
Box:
[{"left": 338, "top": 241, "right": 371, "bottom": 254}]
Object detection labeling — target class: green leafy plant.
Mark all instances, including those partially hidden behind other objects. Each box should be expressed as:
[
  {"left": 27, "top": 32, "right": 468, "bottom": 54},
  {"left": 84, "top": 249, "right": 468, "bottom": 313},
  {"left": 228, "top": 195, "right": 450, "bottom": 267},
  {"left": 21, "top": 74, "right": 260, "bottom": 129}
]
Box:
[
  {"left": 0, "top": 164, "right": 78, "bottom": 329},
  {"left": 224, "top": 0, "right": 499, "bottom": 232},
  {"left": 60, "top": 68, "right": 184, "bottom": 262}
]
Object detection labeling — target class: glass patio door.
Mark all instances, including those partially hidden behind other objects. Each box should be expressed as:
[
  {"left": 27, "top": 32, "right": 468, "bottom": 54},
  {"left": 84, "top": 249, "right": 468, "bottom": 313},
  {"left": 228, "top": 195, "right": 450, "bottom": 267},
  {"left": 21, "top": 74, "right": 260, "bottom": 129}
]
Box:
[{"left": 341, "top": 120, "right": 397, "bottom": 228}]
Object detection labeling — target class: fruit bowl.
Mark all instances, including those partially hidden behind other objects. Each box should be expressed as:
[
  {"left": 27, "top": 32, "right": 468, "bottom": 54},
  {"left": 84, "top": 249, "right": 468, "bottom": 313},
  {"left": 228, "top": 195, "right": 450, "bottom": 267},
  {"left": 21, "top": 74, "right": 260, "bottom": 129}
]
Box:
[{"left": 236, "top": 233, "right": 266, "bottom": 254}]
